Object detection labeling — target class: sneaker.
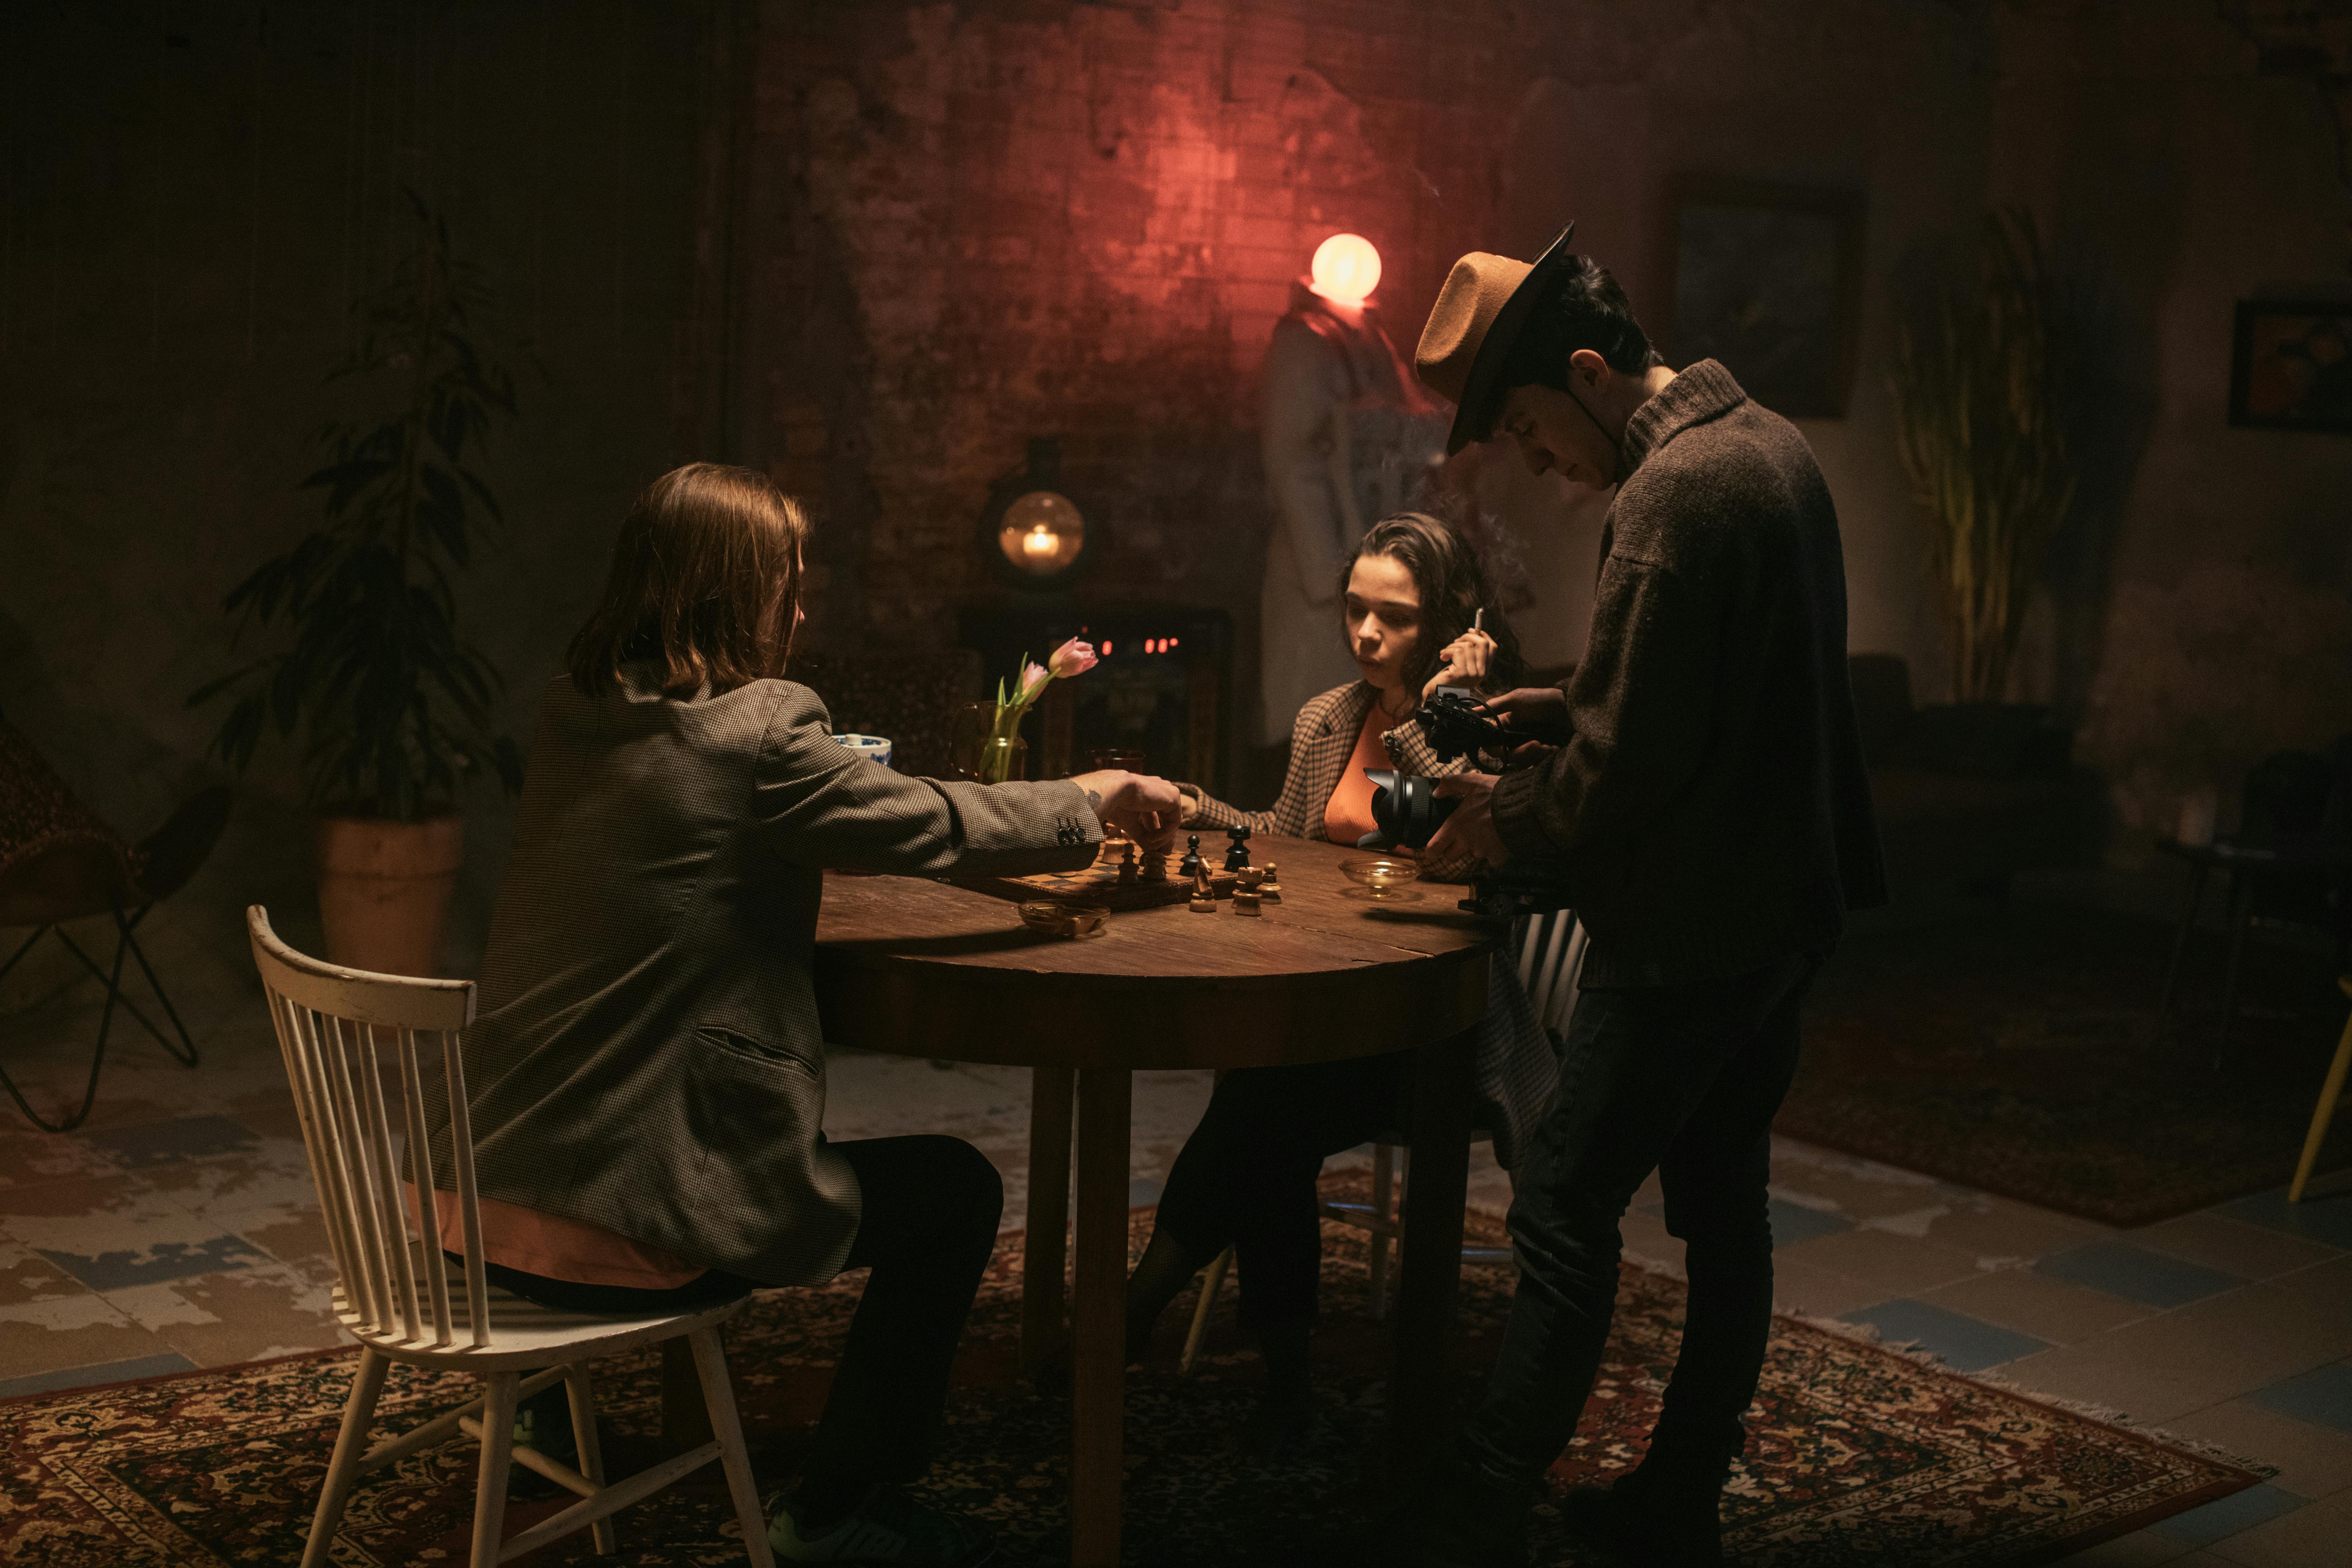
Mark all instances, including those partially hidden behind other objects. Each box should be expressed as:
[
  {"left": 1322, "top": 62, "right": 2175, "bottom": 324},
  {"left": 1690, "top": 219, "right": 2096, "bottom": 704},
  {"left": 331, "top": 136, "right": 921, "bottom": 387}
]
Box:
[
  {"left": 768, "top": 1484, "right": 998, "bottom": 1566},
  {"left": 1354, "top": 1447, "right": 1531, "bottom": 1568},
  {"left": 1557, "top": 1469, "right": 1724, "bottom": 1566}
]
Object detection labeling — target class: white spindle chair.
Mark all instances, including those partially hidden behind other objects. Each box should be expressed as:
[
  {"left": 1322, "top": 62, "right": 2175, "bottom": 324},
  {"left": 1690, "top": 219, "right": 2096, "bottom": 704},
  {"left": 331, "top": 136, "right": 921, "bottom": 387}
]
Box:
[
  {"left": 247, "top": 906, "right": 775, "bottom": 1568},
  {"left": 1180, "top": 911, "right": 1588, "bottom": 1367}
]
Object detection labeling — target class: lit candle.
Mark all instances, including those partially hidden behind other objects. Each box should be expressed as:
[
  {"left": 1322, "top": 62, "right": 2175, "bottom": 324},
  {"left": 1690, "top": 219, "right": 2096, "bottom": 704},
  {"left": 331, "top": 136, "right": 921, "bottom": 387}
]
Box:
[{"left": 1023, "top": 524, "right": 1058, "bottom": 559}]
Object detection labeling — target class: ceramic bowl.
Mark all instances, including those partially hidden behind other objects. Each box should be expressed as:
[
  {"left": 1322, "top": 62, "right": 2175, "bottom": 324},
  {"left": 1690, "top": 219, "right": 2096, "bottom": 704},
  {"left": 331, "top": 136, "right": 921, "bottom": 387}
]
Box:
[
  {"left": 831, "top": 733, "right": 895, "bottom": 768},
  {"left": 1017, "top": 901, "right": 1109, "bottom": 939},
  {"left": 1337, "top": 855, "right": 1422, "bottom": 901}
]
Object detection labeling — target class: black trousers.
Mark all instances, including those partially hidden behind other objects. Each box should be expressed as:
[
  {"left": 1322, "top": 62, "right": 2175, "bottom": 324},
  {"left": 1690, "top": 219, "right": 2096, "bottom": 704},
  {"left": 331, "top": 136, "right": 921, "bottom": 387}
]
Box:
[
  {"left": 482, "top": 1134, "right": 1003, "bottom": 1485},
  {"left": 1458, "top": 945, "right": 1827, "bottom": 1490},
  {"left": 1152, "top": 1051, "right": 1411, "bottom": 1329}
]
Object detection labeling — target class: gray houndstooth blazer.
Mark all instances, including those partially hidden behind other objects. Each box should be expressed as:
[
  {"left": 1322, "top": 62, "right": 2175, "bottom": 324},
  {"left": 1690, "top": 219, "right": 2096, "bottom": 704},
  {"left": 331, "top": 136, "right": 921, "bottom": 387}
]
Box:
[
  {"left": 1180, "top": 681, "right": 1559, "bottom": 1169},
  {"left": 419, "top": 666, "right": 1102, "bottom": 1287}
]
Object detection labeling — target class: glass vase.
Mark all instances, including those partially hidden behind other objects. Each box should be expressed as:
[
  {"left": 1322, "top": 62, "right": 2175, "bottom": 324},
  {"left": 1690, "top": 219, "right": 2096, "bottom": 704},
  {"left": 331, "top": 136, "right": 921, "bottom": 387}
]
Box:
[{"left": 950, "top": 702, "right": 1028, "bottom": 784}]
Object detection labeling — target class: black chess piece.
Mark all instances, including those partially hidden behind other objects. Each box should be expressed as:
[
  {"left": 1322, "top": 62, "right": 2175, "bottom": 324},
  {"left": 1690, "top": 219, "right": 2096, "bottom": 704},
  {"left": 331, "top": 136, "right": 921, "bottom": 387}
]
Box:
[
  {"left": 1224, "top": 822, "right": 1252, "bottom": 872},
  {"left": 1180, "top": 834, "right": 1203, "bottom": 881}
]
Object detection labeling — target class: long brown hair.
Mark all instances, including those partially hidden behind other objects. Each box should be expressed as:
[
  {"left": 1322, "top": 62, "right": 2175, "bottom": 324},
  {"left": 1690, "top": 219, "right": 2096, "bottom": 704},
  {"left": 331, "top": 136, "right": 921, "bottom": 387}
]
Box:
[
  {"left": 1338, "top": 511, "right": 1527, "bottom": 699},
  {"left": 567, "top": 463, "right": 810, "bottom": 698}
]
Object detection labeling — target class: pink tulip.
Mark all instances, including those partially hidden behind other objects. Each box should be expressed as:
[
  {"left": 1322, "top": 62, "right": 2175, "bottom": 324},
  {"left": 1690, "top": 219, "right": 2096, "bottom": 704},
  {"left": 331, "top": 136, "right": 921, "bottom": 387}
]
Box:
[
  {"left": 1049, "top": 638, "right": 1099, "bottom": 679},
  {"left": 1016, "top": 659, "right": 1051, "bottom": 702}
]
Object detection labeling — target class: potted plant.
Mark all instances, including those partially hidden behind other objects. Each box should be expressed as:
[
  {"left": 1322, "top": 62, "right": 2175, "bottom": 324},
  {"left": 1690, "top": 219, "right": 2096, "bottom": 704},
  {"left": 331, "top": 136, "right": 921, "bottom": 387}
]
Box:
[
  {"left": 1890, "top": 209, "right": 2077, "bottom": 709},
  {"left": 191, "top": 194, "right": 523, "bottom": 976},
  {"left": 1885, "top": 209, "right": 2079, "bottom": 784}
]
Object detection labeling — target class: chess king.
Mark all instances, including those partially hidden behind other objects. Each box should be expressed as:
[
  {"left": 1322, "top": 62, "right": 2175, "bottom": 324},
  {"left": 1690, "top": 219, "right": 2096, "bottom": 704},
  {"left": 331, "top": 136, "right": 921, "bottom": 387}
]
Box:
[{"left": 1370, "top": 231, "right": 1887, "bottom": 1567}]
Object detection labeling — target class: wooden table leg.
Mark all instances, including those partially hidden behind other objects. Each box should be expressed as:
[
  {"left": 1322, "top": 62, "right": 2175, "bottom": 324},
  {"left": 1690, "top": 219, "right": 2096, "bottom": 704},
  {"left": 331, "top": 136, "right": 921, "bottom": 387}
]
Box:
[
  {"left": 1390, "top": 1027, "right": 1474, "bottom": 1480},
  {"left": 1023, "top": 1065, "right": 1076, "bottom": 1375},
  {"left": 1070, "top": 1066, "right": 1132, "bottom": 1568}
]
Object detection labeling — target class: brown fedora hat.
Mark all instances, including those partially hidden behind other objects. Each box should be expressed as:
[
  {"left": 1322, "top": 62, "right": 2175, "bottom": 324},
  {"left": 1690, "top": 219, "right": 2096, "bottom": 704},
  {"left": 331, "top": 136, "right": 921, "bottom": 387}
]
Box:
[{"left": 1415, "top": 222, "right": 1577, "bottom": 454}]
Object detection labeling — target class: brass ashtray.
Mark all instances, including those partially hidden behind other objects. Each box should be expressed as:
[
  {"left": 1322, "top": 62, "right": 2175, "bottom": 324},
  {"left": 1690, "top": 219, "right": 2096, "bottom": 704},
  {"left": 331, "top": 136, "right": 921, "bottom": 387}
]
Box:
[
  {"left": 1018, "top": 901, "right": 1109, "bottom": 939},
  {"left": 1338, "top": 856, "right": 1422, "bottom": 902}
]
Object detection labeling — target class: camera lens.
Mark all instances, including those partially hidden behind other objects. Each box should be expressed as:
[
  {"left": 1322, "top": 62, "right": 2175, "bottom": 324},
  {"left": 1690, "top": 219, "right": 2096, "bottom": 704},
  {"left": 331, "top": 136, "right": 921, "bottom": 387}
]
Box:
[{"left": 1363, "top": 769, "right": 1460, "bottom": 850}]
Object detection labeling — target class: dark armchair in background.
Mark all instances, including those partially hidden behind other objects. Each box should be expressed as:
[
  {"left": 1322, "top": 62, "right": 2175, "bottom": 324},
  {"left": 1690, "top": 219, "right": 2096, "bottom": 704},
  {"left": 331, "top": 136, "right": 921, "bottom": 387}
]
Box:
[
  {"left": 2159, "top": 735, "right": 2352, "bottom": 1058},
  {"left": 0, "top": 713, "right": 230, "bottom": 1131},
  {"left": 1847, "top": 654, "right": 2097, "bottom": 904}
]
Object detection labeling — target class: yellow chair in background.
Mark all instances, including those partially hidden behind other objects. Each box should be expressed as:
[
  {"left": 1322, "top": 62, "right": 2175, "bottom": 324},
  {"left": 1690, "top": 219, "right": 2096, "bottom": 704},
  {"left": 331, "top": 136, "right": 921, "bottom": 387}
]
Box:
[{"left": 2288, "top": 976, "right": 2352, "bottom": 1203}]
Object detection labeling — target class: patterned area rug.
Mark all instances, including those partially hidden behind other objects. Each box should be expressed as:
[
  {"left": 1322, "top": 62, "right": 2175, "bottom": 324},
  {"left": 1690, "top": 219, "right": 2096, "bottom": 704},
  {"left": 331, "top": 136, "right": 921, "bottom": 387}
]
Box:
[
  {"left": 1777, "top": 903, "right": 2352, "bottom": 1226},
  {"left": 2, "top": 1179, "right": 2259, "bottom": 1567}
]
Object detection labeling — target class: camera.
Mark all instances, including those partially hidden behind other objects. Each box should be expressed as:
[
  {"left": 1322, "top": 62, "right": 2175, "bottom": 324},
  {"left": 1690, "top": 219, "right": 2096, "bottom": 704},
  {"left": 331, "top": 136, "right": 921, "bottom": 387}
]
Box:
[
  {"left": 1416, "top": 685, "right": 1542, "bottom": 765},
  {"left": 1358, "top": 768, "right": 1575, "bottom": 922}
]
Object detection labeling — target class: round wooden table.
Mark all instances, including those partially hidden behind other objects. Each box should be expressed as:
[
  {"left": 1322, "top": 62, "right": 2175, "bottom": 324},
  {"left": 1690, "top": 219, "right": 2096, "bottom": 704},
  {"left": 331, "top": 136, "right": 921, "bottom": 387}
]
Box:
[{"left": 810, "top": 834, "right": 1493, "bottom": 1567}]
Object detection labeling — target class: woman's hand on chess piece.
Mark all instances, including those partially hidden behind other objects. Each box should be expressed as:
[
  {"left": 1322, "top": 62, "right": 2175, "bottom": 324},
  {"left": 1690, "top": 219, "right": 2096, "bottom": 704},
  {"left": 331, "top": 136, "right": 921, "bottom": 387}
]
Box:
[{"left": 1072, "top": 770, "right": 1182, "bottom": 853}]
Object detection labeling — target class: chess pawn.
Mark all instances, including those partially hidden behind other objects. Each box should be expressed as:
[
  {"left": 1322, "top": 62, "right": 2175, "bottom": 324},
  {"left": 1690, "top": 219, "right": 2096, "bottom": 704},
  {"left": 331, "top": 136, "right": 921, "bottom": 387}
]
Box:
[
  {"left": 1224, "top": 822, "right": 1252, "bottom": 871},
  {"left": 1230, "top": 887, "right": 1262, "bottom": 917},
  {"left": 1179, "top": 834, "right": 1203, "bottom": 881},
  {"left": 1260, "top": 862, "right": 1282, "bottom": 902},
  {"left": 1118, "top": 842, "right": 1140, "bottom": 886}
]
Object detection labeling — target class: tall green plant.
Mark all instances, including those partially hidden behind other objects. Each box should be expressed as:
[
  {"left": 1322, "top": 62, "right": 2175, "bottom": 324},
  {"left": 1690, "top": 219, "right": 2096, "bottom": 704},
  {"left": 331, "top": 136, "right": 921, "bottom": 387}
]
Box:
[
  {"left": 192, "top": 193, "right": 524, "bottom": 820},
  {"left": 1889, "top": 209, "right": 2076, "bottom": 704}
]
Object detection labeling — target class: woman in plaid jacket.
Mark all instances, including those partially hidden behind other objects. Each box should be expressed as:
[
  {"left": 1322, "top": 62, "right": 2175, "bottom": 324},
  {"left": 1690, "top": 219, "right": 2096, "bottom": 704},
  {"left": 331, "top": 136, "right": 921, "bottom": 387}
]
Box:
[{"left": 1134, "top": 512, "right": 1560, "bottom": 1451}]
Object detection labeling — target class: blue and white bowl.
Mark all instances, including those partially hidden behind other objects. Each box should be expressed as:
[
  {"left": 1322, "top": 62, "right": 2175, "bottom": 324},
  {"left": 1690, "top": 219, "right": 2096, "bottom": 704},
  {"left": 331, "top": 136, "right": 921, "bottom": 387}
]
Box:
[{"left": 831, "top": 734, "right": 894, "bottom": 769}]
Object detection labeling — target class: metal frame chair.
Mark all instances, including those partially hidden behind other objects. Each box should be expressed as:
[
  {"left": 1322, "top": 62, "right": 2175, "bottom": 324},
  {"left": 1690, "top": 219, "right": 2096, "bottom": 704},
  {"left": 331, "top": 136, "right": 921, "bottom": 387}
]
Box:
[
  {"left": 246, "top": 906, "right": 774, "bottom": 1568},
  {"left": 0, "top": 783, "right": 230, "bottom": 1131},
  {"left": 1178, "top": 910, "right": 1586, "bottom": 1368}
]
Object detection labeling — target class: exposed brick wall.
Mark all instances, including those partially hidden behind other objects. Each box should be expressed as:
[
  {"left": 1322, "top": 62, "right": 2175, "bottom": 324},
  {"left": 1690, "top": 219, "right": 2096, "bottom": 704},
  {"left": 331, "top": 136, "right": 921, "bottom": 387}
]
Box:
[
  {"left": 748, "top": 0, "right": 1531, "bottom": 663},
  {"left": 752, "top": 0, "right": 2352, "bottom": 863}
]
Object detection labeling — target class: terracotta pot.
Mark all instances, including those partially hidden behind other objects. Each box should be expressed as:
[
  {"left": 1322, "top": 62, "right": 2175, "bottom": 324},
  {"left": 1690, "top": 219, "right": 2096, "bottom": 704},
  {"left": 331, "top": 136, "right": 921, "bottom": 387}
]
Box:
[{"left": 314, "top": 813, "right": 464, "bottom": 977}]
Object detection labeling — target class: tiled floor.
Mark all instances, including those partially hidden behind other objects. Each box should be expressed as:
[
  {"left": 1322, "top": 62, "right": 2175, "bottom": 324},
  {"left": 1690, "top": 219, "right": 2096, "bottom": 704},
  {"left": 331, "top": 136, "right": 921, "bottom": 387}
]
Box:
[{"left": 1, "top": 929, "right": 2348, "bottom": 1562}]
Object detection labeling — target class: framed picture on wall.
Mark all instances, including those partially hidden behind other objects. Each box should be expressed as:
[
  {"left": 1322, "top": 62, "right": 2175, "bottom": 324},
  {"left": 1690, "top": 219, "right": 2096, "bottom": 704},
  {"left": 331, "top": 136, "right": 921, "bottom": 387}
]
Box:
[
  {"left": 2230, "top": 300, "right": 2352, "bottom": 432},
  {"left": 1663, "top": 177, "right": 1866, "bottom": 419}
]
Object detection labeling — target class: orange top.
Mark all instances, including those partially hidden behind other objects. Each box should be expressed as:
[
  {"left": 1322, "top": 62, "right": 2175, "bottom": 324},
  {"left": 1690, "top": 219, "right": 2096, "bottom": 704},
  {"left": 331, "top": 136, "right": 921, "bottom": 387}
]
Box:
[
  {"left": 1323, "top": 701, "right": 1394, "bottom": 849},
  {"left": 406, "top": 1182, "right": 704, "bottom": 1290}
]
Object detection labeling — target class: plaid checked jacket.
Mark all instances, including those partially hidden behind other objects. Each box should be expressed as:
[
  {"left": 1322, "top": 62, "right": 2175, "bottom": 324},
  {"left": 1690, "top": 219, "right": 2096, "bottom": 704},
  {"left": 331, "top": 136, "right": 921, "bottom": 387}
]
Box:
[{"left": 1179, "top": 680, "right": 1558, "bottom": 1169}]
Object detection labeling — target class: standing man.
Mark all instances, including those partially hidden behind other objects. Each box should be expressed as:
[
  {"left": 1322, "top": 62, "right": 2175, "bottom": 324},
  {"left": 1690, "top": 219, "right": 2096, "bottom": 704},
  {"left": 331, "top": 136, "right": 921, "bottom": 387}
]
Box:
[{"left": 1398, "top": 229, "right": 1886, "bottom": 1567}]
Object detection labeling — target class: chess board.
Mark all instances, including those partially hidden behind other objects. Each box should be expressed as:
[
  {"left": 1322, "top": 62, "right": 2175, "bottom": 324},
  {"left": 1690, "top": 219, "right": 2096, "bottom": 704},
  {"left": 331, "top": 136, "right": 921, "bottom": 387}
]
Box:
[{"left": 950, "top": 857, "right": 1239, "bottom": 911}]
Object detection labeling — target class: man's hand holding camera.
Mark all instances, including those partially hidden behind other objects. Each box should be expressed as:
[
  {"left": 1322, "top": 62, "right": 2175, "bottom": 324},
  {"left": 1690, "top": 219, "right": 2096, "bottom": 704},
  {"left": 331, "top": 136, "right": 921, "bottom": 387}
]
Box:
[
  {"left": 1475, "top": 687, "right": 1570, "bottom": 750},
  {"left": 1418, "top": 686, "right": 1572, "bottom": 868},
  {"left": 1424, "top": 771, "right": 1506, "bottom": 866}
]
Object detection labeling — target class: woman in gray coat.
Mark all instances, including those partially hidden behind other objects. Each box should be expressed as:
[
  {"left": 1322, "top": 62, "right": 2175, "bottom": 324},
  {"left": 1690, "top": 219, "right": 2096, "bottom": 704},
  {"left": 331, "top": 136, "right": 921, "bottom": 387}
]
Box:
[{"left": 427, "top": 463, "right": 1178, "bottom": 1566}]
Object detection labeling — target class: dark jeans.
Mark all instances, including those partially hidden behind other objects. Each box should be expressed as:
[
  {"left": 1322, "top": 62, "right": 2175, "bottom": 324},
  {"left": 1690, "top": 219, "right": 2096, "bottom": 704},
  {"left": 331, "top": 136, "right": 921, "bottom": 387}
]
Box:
[
  {"left": 1153, "top": 1052, "right": 1410, "bottom": 1328},
  {"left": 1458, "top": 945, "right": 1828, "bottom": 1491},
  {"left": 481, "top": 1134, "right": 1002, "bottom": 1486}
]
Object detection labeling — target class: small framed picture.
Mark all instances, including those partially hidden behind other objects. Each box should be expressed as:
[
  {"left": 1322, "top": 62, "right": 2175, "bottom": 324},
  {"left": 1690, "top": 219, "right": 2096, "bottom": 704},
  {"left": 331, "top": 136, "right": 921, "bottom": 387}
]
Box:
[
  {"left": 2229, "top": 300, "right": 2352, "bottom": 432},
  {"left": 1664, "top": 177, "right": 1867, "bottom": 419}
]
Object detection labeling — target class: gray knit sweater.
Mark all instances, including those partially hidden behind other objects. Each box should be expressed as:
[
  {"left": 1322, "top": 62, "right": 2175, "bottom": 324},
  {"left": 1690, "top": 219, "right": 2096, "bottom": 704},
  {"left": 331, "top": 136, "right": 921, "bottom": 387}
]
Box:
[{"left": 1489, "top": 359, "right": 1886, "bottom": 988}]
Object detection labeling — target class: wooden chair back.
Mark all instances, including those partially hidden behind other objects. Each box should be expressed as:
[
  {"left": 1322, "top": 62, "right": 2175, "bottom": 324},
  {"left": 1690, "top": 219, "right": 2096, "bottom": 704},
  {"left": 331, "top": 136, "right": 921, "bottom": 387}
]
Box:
[
  {"left": 246, "top": 905, "right": 490, "bottom": 1349},
  {"left": 1516, "top": 909, "right": 1588, "bottom": 1040}
]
